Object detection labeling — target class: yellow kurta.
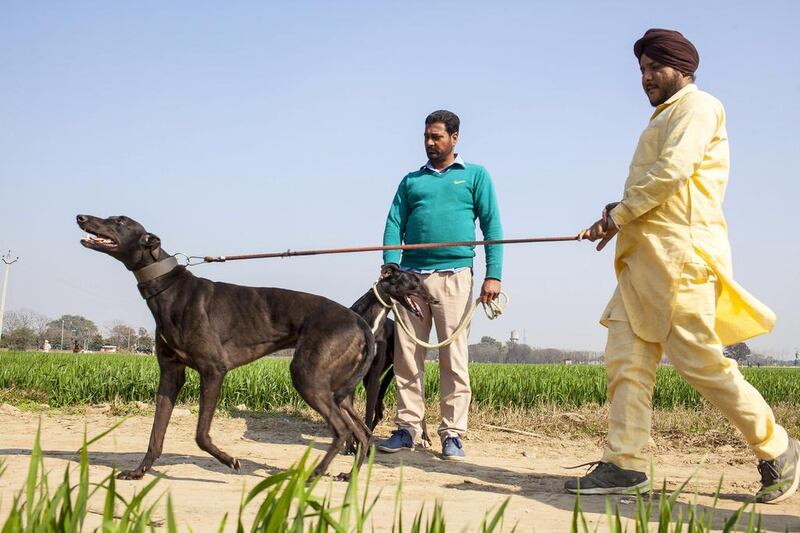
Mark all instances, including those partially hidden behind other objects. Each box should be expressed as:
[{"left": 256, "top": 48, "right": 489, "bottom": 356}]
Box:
[{"left": 607, "top": 84, "right": 775, "bottom": 345}]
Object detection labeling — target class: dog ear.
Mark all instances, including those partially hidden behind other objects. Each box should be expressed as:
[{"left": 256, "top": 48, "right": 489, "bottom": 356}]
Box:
[
  {"left": 380, "top": 263, "right": 399, "bottom": 279},
  {"left": 140, "top": 233, "right": 162, "bottom": 260}
]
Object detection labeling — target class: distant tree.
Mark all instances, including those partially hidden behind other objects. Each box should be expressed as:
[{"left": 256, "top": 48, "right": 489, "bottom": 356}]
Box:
[
  {"left": 106, "top": 322, "right": 137, "bottom": 352},
  {"left": 723, "top": 342, "right": 751, "bottom": 362},
  {"left": 505, "top": 343, "right": 534, "bottom": 363},
  {"left": 44, "top": 315, "right": 99, "bottom": 350},
  {"left": 745, "top": 351, "right": 781, "bottom": 367},
  {"left": 2, "top": 326, "right": 38, "bottom": 350},
  {"left": 4, "top": 309, "right": 49, "bottom": 343},
  {"left": 470, "top": 342, "right": 500, "bottom": 363},
  {"left": 135, "top": 327, "right": 154, "bottom": 353},
  {"left": 5, "top": 309, "right": 48, "bottom": 332},
  {"left": 87, "top": 334, "right": 105, "bottom": 351},
  {"left": 480, "top": 336, "right": 498, "bottom": 345}
]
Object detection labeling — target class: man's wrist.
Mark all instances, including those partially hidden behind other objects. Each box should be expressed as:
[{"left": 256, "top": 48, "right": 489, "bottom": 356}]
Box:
[{"left": 608, "top": 204, "right": 627, "bottom": 228}]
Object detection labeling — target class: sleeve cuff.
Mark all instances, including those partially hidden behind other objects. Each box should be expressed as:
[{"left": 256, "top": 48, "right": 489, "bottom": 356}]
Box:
[
  {"left": 609, "top": 203, "right": 633, "bottom": 227},
  {"left": 485, "top": 267, "right": 502, "bottom": 281}
]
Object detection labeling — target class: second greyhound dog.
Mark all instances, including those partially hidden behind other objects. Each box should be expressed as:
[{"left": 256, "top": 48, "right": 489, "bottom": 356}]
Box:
[
  {"left": 76, "top": 214, "right": 424, "bottom": 480},
  {"left": 346, "top": 265, "right": 435, "bottom": 454}
]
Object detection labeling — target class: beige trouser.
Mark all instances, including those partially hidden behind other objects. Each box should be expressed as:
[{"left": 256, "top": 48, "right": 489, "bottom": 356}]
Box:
[
  {"left": 393, "top": 269, "right": 474, "bottom": 442},
  {"left": 603, "top": 258, "right": 789, "bottom": 471}
]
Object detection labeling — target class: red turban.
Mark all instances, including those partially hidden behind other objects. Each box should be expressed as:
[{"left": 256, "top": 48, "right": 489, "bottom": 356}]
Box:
[{"left": 634, "top": 28, "right": 699, "bottom": 75}]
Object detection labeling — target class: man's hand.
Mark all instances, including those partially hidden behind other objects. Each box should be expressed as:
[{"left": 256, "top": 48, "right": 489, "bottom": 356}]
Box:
[
  {"left": 578, "top": 202, "right": 620, "bottom": 251},
  {"left": 380, "top": 263, "right": 399, "bottom": 278},
  {"left": 480, "top": 278, "right": 501, "bottom": 304},
  {"left": 603, "top": 202, "right": 620, "bottom": 224}
]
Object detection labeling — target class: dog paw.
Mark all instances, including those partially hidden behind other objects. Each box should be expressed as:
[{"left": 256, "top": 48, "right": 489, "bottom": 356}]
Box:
[
  {"left": 310, "top": 467, "right": 327, "bottom": 481},
  {"left": 231, "top": 458, "right": 241, "bottom": 471},
  {"left": 117, "top": 470, "right": 144, "bottom": 480},
  {"left": 333, "top": 472, "right": 351, "bottom": 482}
]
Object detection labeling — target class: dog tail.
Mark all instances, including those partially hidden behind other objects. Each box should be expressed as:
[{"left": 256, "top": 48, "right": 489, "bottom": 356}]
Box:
[{"left": 334, "top": 316, "right": 376, "bottom": 405}]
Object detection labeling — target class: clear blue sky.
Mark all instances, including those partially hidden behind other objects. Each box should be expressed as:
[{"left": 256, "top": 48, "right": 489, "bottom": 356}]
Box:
[{"left": 1, "top": 1, "right": 798, "bottom": 357}]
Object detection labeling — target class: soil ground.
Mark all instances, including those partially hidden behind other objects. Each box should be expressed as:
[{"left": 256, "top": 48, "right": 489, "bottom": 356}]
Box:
[{"left": 0, "top": 407, "right": 797, "bottom": 532}]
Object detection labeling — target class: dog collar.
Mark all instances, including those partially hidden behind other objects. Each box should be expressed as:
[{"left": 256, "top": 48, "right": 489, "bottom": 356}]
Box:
[{"left": 134, "top": 256, "right": 179, "bottom": 283}]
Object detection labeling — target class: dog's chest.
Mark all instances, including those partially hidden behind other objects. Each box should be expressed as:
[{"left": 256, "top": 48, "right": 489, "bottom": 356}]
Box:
[{"left": 158, "top": 333, "right": 195, "bottom": 365}]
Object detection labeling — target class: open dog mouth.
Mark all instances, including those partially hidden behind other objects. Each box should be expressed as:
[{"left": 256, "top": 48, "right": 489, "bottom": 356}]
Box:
[
  {"left": 405, "top": 296, "right": 423, "bottom": 317},
  {"left": 81, "top": 230, "right": 117, "bottom": 249}
]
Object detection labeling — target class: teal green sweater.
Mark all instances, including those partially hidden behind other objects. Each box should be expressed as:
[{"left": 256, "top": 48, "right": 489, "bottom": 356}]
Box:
[{"left": 382, "top": 162, "right": 503, "bottom": 279}]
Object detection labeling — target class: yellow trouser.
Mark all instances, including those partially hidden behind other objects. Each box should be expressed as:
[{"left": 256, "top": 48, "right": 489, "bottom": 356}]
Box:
[{"left": 602, "top": 259, "right": 789, "bottom": 471}]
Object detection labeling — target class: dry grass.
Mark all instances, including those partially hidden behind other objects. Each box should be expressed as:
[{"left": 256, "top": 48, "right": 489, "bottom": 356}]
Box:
[
  {"left": 3, "top": 389, "right": 797, "bottom": 455},
  {"left": 379, "top": 401, "right": 800, "bottom": 454}
]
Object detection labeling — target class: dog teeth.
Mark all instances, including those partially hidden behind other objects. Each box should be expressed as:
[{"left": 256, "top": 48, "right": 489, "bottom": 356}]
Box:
[
  {"left": 405, "top": 297, "right": 422, "bottom": 316},
  {"left": 85, "top": 234, "right": 114, "bottom": 245}
]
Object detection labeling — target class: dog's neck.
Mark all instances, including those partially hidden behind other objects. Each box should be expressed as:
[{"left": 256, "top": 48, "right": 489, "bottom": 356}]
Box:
[
  {"left": 351, "top": 283, "right": 392, "bottom": 332},
  {"left": 135, "top": 250, "right": 186, "bottom": 300},
  {"left": 137, "top": 266, "right": 186, "bottom": 300},
  {"left": 134, "top": 256, "right": 179, "bottom": 283}
]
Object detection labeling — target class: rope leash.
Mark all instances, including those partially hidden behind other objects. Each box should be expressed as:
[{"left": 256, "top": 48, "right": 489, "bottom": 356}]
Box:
[{"left": 371, "top": 283, "right": 508, "bottom": 349}]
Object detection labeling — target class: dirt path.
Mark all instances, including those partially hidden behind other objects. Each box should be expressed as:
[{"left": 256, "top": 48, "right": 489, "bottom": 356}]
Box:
[{"left": 0, "top": 409, "right": 797, "bottom": 532}]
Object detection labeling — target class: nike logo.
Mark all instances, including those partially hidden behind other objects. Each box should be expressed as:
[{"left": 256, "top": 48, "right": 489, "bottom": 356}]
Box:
[{"left": 453, "top": 180, "right": 465, "bottom": 185}]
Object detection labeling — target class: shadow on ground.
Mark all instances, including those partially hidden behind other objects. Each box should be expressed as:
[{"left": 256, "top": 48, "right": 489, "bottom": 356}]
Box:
[{"left": 234, "top": 410, "right": 800, "bottom": 532}]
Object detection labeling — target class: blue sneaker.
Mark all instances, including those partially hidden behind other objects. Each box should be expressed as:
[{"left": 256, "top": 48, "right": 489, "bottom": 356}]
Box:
[
  {"left": 377, "top": 429, "right": 414, "bottom": 453},
  {"left": 442, "top": 436, "right": 465, "bottom": 461}
]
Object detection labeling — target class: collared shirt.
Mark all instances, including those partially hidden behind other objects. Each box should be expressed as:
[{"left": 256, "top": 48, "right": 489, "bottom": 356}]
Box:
[
  {"left": 607, "top": 84, "right": 775, "bottom": 344},
  {"left": 400, "top": 265, "right": 470, "bottom": 275},
  {"left": 423, "top": 153, "right": 466, "bottom": 174}
]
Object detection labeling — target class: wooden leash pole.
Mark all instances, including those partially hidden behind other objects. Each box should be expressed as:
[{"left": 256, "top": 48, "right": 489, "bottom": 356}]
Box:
[{"left": 203, "top": 235, "right": 579, "bottom": 263}]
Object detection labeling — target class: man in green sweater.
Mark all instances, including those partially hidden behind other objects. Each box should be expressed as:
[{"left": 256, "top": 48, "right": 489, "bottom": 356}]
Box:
[{"left": 377, "top": 110, "right": 503, "bottom": 460}]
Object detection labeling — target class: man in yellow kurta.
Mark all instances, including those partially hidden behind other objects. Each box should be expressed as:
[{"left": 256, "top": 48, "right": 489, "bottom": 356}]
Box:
[{"left": 567, "top": 28, "right": 799, "bottom": 503}]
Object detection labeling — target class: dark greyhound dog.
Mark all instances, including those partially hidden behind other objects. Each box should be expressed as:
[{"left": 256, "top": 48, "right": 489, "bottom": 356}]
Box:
[
  {"left": 345, "top": 266, "right": 435, "bottom": 454},
  {"left": 76, "top": 214, "right": 424, "bottom": 480}
]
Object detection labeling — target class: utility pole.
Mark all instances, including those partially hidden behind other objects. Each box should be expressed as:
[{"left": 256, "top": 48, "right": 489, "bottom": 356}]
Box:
[{"left": 0, "top": 251, "right": 19, "bottom": 343}]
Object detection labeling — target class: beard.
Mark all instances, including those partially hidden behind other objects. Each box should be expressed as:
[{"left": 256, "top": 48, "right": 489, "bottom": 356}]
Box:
[
  {"left": 648, "top": 74, "right": 686, "bottom": 107},
  {"left": 426, "top": 144, "right": 454, "bottom": 164}
]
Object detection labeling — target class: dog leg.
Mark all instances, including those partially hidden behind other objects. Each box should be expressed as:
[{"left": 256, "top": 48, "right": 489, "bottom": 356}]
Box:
[
  {"left": 364, "top": 344, "right": 386, "bottom": 430},
  {"left": 419, "top": 421, "right": 433, "bottom": 448},
  {"left": 119, "top": 358, "right": 186, "bottom": 480},
  {"left": 343, "top": 346, "right": 384, "bottom": 456},
  {"left": 311, "top": 400, "right": 351, "bottom": 480},
  {"left": 294, "top": 380, "right": 350, "bottom": 479},
  {"left": 340, "top": 399, "right": 373, "bottom": 476},
  {"left": 195, "top": 370, "right": 240, "bottom": 471},
  {"left": 343, "top": 404, "right": 358, "bottom": 456},
  {"left": 291, "top": 349, "right": 360, "bottom": 479},
  {"left": 373, "top": 366, "right": 395, "bottom": 430}
]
